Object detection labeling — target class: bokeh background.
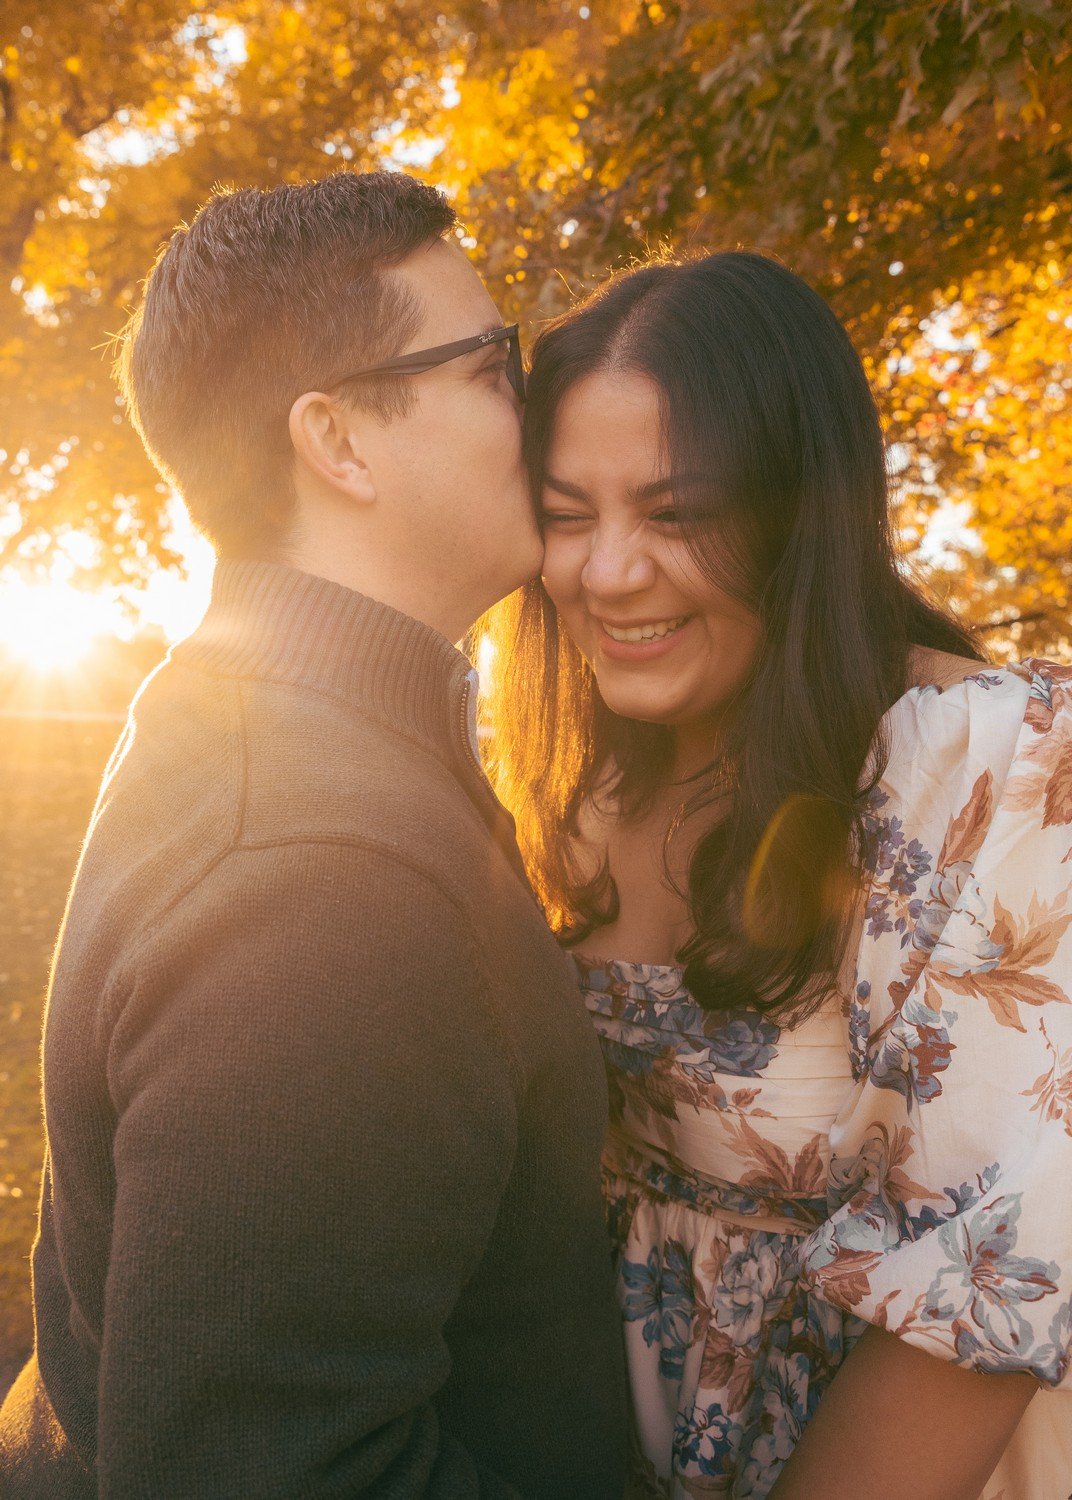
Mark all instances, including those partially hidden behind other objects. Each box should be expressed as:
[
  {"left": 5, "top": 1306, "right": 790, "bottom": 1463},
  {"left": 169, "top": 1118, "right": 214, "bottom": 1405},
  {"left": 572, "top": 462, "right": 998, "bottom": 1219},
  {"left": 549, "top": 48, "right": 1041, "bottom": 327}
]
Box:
[{"left": 1, "top": 0, "right": 1071, "bottom": 1391}]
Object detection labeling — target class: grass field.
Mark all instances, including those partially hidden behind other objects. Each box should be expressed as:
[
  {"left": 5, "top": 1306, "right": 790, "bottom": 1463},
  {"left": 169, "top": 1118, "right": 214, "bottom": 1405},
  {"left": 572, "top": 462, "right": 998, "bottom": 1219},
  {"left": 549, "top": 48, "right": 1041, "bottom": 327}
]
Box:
[{"left": 0, "top": 716, "right": 119, "bottom": 1397}]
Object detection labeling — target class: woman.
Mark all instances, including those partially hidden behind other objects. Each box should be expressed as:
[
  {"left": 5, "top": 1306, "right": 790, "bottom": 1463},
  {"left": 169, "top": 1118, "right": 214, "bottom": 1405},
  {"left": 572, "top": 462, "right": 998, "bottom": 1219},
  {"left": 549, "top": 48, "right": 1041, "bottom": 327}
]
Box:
[{"left": 478, "top": 252, "right": 1072, "bottom": 1498}]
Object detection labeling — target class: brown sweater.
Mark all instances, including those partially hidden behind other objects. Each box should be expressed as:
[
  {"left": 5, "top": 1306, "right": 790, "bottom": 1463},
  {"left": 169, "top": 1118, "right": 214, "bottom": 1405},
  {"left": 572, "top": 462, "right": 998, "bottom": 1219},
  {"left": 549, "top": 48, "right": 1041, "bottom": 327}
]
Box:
[{"left": 0, "top": 560, "right": 627, "bottom": 1498}]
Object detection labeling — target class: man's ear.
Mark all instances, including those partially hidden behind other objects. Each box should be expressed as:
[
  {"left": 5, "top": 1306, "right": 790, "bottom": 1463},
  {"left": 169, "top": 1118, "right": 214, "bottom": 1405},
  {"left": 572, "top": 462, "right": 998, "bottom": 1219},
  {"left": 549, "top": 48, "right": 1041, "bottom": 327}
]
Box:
[{"left": 288, "top": 391, "right": 377, "bottom": 505}]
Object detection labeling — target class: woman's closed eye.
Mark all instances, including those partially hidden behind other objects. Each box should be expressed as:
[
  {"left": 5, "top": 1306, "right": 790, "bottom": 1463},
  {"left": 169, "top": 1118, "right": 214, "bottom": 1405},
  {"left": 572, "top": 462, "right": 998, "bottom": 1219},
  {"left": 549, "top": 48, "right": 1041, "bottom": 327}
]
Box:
[
  {"left": 539, "top": 508, "right": 683, "bottom": 528},
  {"left": 539, "top": 508, "right": 591, "bottom": 526}
]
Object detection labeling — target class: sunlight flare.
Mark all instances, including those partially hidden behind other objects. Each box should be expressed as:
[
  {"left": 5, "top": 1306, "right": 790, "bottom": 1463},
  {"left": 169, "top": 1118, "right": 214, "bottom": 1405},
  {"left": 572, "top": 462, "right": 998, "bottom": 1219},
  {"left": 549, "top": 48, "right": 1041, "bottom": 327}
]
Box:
[{"left": 0, "top": 579, "right": 126, "bottom": 673}]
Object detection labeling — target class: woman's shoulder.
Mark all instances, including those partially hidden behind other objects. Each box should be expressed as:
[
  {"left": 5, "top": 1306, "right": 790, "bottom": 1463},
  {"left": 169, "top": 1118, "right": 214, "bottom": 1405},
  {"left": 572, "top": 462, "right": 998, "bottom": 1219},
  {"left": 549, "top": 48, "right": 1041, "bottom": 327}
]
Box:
[
  {"left": 893, "top": 646, "right": 1070, "bottom": 732},
  {"left": 904, "top": 644, "right": 1072, "bottom": 690},
  {"left": 904, "top": 644, "right": 993, "bottom": 692},
  {"left": 876, "top": 648, "right": 1072, "bottom": 834},
  {"left": 899, "top": 644, "right": 1068, "bottom": 696}
]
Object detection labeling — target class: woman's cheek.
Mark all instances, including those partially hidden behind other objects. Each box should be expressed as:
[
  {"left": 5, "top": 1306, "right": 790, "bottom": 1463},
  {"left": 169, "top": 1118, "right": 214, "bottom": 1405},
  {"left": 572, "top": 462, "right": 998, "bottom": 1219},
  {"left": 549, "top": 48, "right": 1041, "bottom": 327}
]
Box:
[{"left": 540, "top": 548, "right": 574, "bottom": 613}]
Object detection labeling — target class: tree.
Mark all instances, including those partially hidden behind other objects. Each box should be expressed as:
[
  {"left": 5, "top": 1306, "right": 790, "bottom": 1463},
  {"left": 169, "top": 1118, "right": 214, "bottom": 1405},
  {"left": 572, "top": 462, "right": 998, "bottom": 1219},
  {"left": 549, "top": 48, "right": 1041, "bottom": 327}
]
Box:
[
  {"left": 2, "top": 1, "right": 1070, "bottom": 651},
  {"left": 433, "top": 0, "right": 1072, "bottom": 653}
]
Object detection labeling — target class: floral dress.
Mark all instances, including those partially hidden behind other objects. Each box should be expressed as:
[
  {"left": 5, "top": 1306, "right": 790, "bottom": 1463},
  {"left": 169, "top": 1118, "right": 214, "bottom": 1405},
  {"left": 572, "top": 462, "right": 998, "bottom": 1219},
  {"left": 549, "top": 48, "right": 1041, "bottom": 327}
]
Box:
[{"left": 575, "top": 661, "right": 1072, "bottom": 1499}]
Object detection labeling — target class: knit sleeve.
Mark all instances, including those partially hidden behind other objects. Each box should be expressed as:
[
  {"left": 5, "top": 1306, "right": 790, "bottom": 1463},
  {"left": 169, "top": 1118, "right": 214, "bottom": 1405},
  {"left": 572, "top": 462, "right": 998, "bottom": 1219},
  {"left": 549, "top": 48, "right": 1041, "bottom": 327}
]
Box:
[{"left": 99, "top": 840, "right": 522, "bottom": 1498}]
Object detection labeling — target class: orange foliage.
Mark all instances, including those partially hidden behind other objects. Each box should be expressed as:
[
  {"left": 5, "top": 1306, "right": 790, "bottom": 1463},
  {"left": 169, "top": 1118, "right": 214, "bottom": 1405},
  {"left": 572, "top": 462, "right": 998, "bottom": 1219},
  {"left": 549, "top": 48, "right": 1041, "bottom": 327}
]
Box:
[{"left": 0, "top": 1, "right": 1069, "bottom": 651}]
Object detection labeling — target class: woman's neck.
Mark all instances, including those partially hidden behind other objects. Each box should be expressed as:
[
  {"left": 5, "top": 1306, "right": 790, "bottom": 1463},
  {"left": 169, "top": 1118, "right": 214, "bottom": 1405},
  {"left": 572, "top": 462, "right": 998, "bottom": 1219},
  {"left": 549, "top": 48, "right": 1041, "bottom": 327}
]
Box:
[{"left": 670, "top": 717, "right": 724, "bottom": 785}]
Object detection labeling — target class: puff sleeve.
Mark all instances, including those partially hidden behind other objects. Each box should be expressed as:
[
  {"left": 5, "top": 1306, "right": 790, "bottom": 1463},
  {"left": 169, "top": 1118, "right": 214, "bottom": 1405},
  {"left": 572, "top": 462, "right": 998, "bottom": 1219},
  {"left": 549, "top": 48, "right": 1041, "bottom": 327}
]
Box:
[{"left": 799, "top": 660, "right": 1072, "bottom": 1388}]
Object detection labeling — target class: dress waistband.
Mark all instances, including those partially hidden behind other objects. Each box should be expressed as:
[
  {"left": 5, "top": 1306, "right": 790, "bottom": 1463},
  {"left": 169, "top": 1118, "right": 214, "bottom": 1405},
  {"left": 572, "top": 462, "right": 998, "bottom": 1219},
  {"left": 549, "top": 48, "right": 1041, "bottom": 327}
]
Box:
[{"left": 602, "top": 1130, "right": 828, "bottom": 1236}]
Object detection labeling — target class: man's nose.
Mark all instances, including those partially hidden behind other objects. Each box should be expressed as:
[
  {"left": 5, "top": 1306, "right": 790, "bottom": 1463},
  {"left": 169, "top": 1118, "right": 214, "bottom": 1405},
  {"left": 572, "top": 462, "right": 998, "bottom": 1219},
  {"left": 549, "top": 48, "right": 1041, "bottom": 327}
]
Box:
[{"left": 581, "top": 525, "right": 657, "bottom": 599}]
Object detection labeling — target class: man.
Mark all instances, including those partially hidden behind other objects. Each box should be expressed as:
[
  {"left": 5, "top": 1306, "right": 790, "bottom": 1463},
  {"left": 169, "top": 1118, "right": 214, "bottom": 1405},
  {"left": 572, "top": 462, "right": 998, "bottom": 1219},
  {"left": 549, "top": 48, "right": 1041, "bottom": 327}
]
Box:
[{"left": 0, "top": 170, "right": 627, "bottom": 1496}]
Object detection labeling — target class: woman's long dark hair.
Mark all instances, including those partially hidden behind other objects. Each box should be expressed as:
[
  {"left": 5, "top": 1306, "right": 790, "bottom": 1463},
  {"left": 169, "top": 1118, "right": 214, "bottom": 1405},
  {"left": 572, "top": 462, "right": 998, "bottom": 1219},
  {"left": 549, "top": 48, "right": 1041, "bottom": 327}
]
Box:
[{"left": 476, "top": 252, "right": 983, "bottom": 1023}]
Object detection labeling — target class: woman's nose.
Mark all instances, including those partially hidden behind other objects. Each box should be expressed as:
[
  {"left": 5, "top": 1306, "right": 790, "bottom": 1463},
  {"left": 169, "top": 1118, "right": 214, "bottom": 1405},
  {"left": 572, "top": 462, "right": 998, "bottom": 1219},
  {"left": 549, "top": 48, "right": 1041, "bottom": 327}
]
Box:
[{"left": 580, "top": 526, "right": 657, "bottom": 599}]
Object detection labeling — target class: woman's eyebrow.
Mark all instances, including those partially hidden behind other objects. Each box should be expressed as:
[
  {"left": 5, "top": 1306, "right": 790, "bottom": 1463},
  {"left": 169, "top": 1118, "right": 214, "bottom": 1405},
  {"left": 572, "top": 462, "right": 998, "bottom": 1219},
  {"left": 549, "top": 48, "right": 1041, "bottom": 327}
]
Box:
[
  {"left": 542, "top": 474, "right": 695, "bottom": 502},
  {"left": 631, "top": 477, "right": 676, "bottom": 502},
  {"left": 543, "top": 475, "right": 591, "bottom": 500}
]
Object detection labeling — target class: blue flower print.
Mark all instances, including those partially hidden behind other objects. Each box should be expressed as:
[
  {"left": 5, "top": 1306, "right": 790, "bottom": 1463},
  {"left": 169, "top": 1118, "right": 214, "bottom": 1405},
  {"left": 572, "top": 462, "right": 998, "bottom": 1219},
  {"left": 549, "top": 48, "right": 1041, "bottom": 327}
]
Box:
[
  {"left": 621, "top": 1239, "right": 697, "bottom": 1381},
  {"left": 923, "top": 1194, "right": 1060, "bottom": 1358},
  {"left": 712, "top": 1240, "right": 796, "bottom": 1348},
  {"left": 598, "top": 1032, "right": 662, "bottom": 1079},
  {"left": 907, "top": 1163, "right": 1001, "bottom": 1237},
  {"left": 858, "top": 792, "right": 901, "bottom": 877},
  {"left": 673, "top": 1402, "right": 744, "bottom": 1480},
  {"left": 917, "top": 861, "right": 1004, "bottom": 977},
  {"left": 579, "top": 960, "right": 780, "bottom": 1096},
  {"left": 730, "top": 1288, "right": 866, "bottom": 1498},
  {"left": 869, "top": 986, "right": 954, "bottom": 1108},
  {"left": 704, "top": 1012, "right": 781, "bottom": 1077},
  {"left": 736, "top": 1340, "right": 811, "bottom": 1497},
  {"left": 912, "top": 865, "right": 963, "bottom": 957},
  {"left": 1025, "top": 1297, "right": 1072, "bottom": 1386},
  {"left": 859, "top": 792, "right": 933, "bottom": 944},
  {"left": 847, "top": 982, "right": 870, "bottom": 1081}
]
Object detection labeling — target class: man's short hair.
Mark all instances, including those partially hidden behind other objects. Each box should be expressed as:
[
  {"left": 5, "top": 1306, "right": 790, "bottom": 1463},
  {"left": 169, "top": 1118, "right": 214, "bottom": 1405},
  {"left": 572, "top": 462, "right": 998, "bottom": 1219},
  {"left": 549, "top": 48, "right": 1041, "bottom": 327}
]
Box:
[{"left": 114, "top": 171, "right": 457, "bottom": 558}]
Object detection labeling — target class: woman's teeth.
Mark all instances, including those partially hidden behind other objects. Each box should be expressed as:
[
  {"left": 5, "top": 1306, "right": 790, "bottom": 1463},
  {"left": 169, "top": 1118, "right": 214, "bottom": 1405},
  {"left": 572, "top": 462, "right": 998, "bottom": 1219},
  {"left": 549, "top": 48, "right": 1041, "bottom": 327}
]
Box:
[{"left": 602, "top": 615, "right": 689, "bottom": 643}]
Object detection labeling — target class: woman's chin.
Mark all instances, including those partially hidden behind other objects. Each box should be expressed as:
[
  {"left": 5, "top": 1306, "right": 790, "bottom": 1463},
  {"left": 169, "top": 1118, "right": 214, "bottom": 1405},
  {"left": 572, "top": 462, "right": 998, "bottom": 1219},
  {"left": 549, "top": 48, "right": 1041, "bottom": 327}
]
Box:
[{"left": 596, "top": 684, "right": 688, "bottom": 726}]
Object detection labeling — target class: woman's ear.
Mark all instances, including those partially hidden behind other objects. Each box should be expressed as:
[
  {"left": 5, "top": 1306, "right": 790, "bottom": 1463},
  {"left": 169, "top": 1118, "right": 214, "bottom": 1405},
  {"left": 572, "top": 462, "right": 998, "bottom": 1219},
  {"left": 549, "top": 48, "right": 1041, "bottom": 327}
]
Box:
[{"left": 288, "top": 391, "right": 376, "bottom": 505}]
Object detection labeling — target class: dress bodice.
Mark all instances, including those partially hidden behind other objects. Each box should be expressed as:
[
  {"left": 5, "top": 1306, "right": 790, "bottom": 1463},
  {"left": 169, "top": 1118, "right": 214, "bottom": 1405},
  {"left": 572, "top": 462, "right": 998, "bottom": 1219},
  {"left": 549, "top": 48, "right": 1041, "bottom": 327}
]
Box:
[{"left": 575, "top": 957, "right": 855, "bottom": 1232}]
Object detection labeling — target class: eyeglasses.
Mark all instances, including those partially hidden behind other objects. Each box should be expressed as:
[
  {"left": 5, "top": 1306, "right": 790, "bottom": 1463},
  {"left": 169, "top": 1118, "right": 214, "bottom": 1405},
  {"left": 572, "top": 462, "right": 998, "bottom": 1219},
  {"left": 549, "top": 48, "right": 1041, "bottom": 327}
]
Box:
[{"left": 327, "top": 323, "right": 525, "bottom": 404}]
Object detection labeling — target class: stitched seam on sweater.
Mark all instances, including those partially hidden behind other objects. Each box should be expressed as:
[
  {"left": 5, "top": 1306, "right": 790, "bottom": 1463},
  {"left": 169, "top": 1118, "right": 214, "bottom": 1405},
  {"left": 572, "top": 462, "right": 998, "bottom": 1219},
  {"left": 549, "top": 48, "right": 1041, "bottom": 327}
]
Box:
[
  {"left": 234, "top": 681, "right": 251, "bottom": 847},
  {"left": 111, "top": 836, "right": 526, "bottom": 1097},
  {"left": 174, "top": 657, "right": 465, "bottom": 781},
  {"left": 99, "top": 686, "right": 248, "bottom": 1039},
  {"left": 117, "top": 684, "right": 249, "bottom": 944},
  {"left": 177, "top": 665, "right": 532, "bottom": 900},
  {"left": 135, "top": 686, "right": 247, "bottom": 931}
]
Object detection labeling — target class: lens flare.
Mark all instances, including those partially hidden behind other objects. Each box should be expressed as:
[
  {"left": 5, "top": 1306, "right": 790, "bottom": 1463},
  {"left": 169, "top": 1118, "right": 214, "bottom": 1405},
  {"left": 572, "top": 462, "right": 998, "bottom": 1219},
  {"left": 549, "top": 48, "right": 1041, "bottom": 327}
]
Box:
[{"left": 0, "top": 579, "right": 124, "bottom": 673}]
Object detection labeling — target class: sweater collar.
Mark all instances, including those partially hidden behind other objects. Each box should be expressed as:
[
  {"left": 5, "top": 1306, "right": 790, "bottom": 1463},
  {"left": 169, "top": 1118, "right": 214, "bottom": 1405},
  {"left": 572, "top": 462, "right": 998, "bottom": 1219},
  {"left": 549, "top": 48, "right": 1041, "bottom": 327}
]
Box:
[{"left": 172, "top": 559, "right": 478, "bottom": 767}]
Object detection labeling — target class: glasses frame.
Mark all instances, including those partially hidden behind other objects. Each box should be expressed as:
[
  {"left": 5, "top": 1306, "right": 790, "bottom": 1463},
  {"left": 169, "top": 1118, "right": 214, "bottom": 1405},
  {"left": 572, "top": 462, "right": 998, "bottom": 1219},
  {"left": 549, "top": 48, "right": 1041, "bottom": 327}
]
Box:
[{"left": 327, "top": 323, "right": 525, "bottom": 404}]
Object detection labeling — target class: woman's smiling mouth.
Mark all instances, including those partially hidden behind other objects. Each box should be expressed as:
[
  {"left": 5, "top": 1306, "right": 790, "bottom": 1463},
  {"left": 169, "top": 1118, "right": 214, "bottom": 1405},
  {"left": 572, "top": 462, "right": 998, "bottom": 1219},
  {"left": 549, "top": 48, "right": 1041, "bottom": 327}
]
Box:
[
  {"left": 595, "top": 614, "right": 696, "bottom": 660},
  {"left": 600, "top": 614, "right": 691, "bottom": 643}
]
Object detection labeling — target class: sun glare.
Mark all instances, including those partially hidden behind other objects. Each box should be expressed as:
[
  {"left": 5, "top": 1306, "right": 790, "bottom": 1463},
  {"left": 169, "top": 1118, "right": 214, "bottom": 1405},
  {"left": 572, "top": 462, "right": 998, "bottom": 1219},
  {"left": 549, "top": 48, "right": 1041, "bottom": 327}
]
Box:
[
  {"left": 0, "top": 579, "right": 125, "bottom": 673},
  {"left": 0, "top": 501, "right": 215, "bottom": 677}
]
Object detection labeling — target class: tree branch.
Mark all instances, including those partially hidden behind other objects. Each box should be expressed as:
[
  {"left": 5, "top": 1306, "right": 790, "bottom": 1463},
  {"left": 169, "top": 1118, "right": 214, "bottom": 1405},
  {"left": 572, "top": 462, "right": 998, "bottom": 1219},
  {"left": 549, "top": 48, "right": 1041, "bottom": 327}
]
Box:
[{"left": 975, "top": 610, "right": 1056, "bottom": 632}]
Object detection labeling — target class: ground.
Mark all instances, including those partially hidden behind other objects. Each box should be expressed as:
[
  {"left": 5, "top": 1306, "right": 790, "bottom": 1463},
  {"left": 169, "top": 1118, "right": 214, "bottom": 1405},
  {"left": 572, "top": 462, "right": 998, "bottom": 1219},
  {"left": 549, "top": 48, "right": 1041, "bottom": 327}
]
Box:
[{"left": 0, "top": 716, "right": 118, "bottom": 1397}]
